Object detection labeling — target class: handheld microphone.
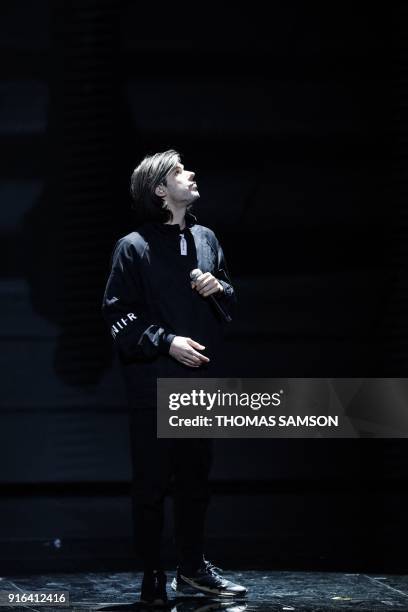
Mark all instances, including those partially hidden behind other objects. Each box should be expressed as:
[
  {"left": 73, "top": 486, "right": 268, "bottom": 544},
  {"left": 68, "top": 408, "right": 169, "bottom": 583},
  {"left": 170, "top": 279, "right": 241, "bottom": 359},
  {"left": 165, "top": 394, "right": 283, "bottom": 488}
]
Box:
[{"left": 190, "top": 268, "right": 232, "bottom": 323}]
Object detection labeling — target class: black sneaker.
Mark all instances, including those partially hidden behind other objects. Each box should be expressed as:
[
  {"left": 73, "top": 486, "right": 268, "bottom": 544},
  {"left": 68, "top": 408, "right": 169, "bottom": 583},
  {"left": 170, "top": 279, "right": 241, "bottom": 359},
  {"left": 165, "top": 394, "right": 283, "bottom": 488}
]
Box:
[
  {"left": 140, "top": 569, "right": 168, "bottom": 606},
  {"left": 171, "top": 560, "right": 247, "bottom": 598}
]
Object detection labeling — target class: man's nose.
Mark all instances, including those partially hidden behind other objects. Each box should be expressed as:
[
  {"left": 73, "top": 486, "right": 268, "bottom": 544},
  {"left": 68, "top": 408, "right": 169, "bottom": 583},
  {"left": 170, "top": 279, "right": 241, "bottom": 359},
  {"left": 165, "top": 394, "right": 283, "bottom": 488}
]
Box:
[{"left": 188, "top": 171, "right": 195, "bottom": 180}]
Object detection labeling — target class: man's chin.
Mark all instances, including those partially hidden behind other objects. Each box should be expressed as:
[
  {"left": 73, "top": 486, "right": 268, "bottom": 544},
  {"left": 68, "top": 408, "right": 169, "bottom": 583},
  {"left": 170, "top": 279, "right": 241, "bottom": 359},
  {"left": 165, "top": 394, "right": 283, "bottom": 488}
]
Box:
[{"left": 189, "top": 190, "right": 200, "bottom": 202}]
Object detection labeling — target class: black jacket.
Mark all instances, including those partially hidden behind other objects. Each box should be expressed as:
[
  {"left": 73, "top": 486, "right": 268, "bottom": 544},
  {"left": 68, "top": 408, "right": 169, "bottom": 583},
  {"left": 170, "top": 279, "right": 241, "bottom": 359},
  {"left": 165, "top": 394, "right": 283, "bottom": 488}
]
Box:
[{"left": 102, "top": 213, "right": 236, "bottom": 395}]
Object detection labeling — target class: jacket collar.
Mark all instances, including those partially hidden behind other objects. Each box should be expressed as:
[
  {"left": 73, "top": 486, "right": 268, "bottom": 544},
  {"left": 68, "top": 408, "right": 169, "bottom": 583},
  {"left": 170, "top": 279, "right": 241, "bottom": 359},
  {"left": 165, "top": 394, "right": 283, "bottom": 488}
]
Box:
[{"left": 152, "top": 211, "right": 197, "bottom": 234}]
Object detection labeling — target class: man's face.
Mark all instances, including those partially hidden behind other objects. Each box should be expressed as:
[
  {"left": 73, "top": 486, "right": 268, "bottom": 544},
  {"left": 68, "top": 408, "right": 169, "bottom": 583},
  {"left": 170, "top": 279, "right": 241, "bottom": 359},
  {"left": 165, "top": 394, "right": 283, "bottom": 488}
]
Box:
[{"left": 159, "top": 162, "right": 200, "bottom": 208}]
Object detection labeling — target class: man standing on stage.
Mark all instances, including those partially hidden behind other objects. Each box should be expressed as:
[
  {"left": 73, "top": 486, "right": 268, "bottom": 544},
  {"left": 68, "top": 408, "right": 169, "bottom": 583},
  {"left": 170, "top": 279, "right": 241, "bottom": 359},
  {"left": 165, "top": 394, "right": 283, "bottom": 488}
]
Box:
[{"left": 102, "top": 150, "right": 247, "bottom": 605}]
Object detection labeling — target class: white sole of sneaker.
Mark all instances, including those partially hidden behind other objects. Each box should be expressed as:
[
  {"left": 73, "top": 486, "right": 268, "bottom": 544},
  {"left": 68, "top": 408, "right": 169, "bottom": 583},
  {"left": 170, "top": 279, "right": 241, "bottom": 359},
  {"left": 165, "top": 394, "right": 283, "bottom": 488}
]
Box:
[{"left": 179, "top": 575, "right": 247, "bottom": 598}]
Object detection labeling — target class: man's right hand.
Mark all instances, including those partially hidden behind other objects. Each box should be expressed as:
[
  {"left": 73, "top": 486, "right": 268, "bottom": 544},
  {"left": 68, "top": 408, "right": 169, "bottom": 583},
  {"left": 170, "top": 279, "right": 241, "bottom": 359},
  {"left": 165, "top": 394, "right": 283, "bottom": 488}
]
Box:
[{"left": 169, "top": 336, "right": 210, "bottom": 368}]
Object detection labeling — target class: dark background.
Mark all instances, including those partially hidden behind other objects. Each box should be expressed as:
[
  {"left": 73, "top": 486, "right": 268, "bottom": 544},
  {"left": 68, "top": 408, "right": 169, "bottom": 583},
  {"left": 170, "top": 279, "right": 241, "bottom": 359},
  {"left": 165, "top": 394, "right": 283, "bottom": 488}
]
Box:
[{"left": 1, "top": 0, "right": 407, "bottom": 573}]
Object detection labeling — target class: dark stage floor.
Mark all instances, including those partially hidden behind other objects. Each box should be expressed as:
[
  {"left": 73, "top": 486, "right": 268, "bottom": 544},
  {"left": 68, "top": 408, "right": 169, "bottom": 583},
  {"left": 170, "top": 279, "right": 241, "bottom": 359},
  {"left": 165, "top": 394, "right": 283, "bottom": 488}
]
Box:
[{"left": 1, "top": 570, "right": 408, "bottom": 611}]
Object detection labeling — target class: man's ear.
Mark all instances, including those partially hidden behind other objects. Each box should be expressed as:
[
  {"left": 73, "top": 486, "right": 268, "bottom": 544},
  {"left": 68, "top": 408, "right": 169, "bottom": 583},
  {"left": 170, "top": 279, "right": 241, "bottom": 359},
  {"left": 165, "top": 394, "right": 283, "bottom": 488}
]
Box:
[{"left": 155, "top": 184, "right": 166, "bottom": 197}]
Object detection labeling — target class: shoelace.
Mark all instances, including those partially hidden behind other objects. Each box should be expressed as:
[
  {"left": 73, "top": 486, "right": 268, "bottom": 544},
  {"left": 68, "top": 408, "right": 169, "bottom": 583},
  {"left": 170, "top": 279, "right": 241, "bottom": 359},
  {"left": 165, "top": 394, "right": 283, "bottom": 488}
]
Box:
[{"left": 204, "top": 560, "right": 223, "bottom": 576}]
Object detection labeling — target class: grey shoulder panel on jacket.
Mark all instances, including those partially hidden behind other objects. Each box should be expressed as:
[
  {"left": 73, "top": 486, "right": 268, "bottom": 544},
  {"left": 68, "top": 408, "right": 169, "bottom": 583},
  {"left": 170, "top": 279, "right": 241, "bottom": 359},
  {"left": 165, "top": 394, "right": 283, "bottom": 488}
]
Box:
[
  {"left": 191, "top": 223, "right": 218, "bottom": 244},
  {"left": 115, "top": 231, "right": 148, "bottom": 258}
]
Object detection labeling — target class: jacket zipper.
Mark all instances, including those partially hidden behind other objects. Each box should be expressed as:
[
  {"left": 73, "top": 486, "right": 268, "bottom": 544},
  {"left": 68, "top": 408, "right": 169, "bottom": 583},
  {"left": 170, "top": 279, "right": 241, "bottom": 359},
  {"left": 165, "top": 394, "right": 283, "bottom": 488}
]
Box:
[{"left": 180, "top": 233, "right": 187, "bottom": 255}]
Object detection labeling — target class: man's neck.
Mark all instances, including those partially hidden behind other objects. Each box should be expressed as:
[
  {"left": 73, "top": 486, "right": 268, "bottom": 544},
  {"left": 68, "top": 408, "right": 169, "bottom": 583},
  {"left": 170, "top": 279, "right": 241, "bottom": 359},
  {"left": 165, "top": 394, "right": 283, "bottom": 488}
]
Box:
[{"left": 164, "top": 205, "right": 186, "bottom": 230}]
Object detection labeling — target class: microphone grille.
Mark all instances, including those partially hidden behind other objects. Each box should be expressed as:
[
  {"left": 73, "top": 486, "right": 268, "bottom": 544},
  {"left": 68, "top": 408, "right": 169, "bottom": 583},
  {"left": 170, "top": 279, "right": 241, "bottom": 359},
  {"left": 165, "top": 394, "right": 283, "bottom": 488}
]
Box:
[{"left": 190, "top": 268, "right": 202, "bottom": 281}]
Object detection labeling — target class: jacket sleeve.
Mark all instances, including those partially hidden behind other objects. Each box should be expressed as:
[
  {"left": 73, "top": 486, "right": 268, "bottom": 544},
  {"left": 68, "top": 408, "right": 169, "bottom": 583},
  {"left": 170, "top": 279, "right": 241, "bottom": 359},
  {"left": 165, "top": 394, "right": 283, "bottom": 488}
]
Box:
[
  {"left": 214, "top": 237, "right": 237, "bottom": 317},
  {"left": 102, "top": 238, "right": 176, "bottom": 361}
]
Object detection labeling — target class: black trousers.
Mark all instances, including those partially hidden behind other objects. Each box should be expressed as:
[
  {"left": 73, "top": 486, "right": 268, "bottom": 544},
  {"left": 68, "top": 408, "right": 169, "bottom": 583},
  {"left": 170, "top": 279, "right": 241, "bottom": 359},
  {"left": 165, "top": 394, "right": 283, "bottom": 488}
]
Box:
[{"left": 129, "top": 402, "right": 213, "bottom": 572}]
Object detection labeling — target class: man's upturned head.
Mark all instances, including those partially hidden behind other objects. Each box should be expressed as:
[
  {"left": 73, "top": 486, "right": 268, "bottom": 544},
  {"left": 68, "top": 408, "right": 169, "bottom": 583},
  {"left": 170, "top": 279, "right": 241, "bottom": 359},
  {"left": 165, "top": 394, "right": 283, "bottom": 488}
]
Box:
[{"left": 130, "top": 149, "right": 199, "bottom": 224}]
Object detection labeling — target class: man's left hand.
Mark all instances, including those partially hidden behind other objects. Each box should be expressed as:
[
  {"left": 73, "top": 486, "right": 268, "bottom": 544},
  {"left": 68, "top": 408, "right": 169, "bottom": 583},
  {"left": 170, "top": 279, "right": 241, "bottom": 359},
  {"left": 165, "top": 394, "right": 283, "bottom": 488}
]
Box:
[{"left": 191, "top": 272, "right": 223, "bottom": 298}]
